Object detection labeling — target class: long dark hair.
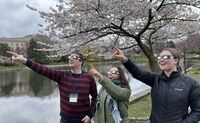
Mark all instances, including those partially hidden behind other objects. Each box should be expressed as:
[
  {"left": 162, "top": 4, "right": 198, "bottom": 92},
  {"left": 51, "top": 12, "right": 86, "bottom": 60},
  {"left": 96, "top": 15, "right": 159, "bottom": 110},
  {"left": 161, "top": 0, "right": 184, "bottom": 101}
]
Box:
[{"left": 117, "top": 67, "right": 130, "bottom": 89}]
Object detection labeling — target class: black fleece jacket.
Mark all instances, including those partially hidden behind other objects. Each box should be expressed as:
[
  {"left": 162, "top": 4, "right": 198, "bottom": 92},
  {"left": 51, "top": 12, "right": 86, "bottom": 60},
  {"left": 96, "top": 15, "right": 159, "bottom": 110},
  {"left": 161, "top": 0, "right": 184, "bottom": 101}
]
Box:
[{"left": 123, "top": 59, "right": 200, "bottom": 123}]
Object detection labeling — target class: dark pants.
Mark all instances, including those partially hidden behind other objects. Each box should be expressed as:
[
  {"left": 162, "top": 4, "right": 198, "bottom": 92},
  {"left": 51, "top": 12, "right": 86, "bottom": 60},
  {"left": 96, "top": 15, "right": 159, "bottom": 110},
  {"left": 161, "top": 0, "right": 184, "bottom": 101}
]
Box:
[{"left": 60, "top": 117, "right": 83, "bottom": 123}]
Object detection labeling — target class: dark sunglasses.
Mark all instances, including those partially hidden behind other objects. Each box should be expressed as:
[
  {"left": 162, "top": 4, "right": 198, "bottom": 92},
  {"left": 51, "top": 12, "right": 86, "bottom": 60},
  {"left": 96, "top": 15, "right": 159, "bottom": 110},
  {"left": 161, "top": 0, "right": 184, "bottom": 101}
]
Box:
[
  {"left": 157, "top": 55, "right": 174, "bottom": 61},
  {"left": 68, "top": 55, "right": 81, "bottom": 60}
]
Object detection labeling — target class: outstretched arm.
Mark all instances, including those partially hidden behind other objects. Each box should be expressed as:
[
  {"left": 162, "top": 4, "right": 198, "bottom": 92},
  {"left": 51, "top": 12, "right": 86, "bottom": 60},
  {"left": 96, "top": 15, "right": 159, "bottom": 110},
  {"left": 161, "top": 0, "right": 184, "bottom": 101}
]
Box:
[
  {"left": 113, "top": 47, "right": 158, "bottom": 86},
  {"left": 7, "top": 51, "right": 63, "bottom": 83}
]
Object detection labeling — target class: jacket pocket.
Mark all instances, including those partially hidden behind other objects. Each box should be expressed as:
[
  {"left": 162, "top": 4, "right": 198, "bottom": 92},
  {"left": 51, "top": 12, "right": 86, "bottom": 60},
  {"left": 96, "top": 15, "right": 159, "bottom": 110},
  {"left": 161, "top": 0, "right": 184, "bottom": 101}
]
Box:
[{"left": 169, "top": 87, "right": 187, "bottom": 103}]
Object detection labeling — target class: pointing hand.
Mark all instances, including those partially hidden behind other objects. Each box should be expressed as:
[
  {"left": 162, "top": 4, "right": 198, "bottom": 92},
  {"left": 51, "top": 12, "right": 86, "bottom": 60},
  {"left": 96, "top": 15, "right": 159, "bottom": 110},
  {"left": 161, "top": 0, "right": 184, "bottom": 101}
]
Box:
[
  {"left": 88, "top": 64, "right": 103, "bottom": 79},
  {"left": 6, "top": 51, "right": 27, "bottom": 63},
  {"left": 113, "top": 47, "right": 127, "bottom": 62}
]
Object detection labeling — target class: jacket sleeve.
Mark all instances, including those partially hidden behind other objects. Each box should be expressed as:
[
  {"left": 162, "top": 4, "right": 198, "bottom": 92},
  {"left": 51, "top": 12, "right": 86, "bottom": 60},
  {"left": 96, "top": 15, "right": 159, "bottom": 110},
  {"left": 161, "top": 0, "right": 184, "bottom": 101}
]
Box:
[
  {"left": 99, "top": 76, "right": 131, "bottom": 101},
  {"left": 122, "top": 59, "right": 158, "bottom": 87},
  {"left": 88, "top": 76, "right": 98, "bottom": 118},
  {"left": 183, "top": 81, "right": 200, "bottom": 123},
  {"left": 25, "top": 59, "right": 63, "bottom": 83}
]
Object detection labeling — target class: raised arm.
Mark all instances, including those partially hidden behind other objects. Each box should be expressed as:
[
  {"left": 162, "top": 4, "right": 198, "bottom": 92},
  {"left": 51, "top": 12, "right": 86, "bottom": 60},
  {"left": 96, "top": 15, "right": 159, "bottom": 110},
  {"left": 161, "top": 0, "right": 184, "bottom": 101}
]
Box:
[
  {"left": 99, "top": 76, "right": 131, "bottom": 101},
  {"left": 7, "top": 51, "right": 63, "bottom": 83},
  {"left": 113, "top": 47, "right": 158, "bottom": 86},
  {"left": 89, "top": 66, "right": 131, "bottom": 101}
]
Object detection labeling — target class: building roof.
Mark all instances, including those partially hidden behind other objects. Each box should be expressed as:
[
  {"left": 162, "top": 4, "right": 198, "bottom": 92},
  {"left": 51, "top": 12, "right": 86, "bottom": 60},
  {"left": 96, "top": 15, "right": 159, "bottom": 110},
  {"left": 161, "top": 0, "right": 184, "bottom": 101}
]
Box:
[
  {"left": 0, "top": 34, "right": 49, "bottom": 43},
  {"left": 0, "top": 36, "right": 32, "bottom": 42}
]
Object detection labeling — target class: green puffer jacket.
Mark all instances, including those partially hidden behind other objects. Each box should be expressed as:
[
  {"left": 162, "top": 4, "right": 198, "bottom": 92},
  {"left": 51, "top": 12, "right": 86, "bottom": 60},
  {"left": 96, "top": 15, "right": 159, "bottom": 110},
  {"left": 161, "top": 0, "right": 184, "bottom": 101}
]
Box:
[{"left": 94, "top": 76, "right": 131, "bottom": 123}]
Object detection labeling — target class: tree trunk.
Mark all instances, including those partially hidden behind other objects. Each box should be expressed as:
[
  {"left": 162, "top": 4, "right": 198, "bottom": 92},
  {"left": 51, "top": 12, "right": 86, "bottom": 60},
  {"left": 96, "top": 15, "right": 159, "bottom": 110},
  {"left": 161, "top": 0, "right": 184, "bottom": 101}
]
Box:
[
  {"left": 148, "top": 54, "right": 160, "bottom": 72},
  {"left": 146, "top": 52, "right": 160, "bottom": 72},
  {"left": 136, "top": 39, "right": 160, "bottom": 72}
]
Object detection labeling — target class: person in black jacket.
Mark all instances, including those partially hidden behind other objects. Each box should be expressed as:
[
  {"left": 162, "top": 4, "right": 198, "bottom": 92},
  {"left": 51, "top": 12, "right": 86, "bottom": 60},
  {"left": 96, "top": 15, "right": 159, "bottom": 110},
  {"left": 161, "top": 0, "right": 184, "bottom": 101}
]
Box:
[{"left": 113, "top": 47, "right": 200, "bottom": 123}]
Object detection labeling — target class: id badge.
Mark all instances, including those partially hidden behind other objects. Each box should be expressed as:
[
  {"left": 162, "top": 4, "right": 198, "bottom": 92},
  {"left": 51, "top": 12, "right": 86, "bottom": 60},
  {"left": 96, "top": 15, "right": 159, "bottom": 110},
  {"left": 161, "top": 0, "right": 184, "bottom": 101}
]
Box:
[{"left": 69, "top": 93, "right": 78, "bottom": 102}]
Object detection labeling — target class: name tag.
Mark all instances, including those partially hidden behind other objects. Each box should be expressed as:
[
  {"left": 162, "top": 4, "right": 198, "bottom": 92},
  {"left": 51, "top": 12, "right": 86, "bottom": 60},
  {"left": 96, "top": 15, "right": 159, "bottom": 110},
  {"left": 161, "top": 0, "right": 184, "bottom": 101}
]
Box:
[{"left": 69, "top": 93, "right": 78, "bottom": 102}]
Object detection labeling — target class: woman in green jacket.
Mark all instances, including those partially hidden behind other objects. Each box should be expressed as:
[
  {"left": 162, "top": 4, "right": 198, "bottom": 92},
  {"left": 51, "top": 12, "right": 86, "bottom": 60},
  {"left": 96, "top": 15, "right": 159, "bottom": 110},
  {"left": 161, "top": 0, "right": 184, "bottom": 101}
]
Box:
[{"left": 89, "top": 66, "right": 131, "bottom": 123}]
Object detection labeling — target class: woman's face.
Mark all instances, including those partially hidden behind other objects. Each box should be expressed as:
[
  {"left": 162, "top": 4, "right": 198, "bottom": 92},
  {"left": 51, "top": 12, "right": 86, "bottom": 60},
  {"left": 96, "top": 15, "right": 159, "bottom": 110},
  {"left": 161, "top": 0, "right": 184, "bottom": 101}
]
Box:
[
  {"left": 107, "top": 67, "right": 120, "bottom": 80},
  {"left": 157, "top": 50, "right": 178, "bottom": 72}
]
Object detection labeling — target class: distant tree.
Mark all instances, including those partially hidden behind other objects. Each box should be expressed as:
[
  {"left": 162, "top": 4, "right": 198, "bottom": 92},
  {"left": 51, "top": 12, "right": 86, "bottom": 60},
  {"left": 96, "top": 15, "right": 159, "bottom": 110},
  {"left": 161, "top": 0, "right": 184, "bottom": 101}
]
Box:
[
  {"left": 27, "top": 38, "right": 49, "bottom": 64},
  {"left": 187, "top": 34, "right": 200, "bottom": 57},
  {"left": 177, "top": 34, "right": 200, "bottom": 73},
  {"left": 0, "top": 43, "right": 10, "bottom": 57},
  {"left": 178, "top": 34, "right": 200, "bottom": 55},
  {"left": 177, "top": 40, "right": 189, "bottom": 74}
]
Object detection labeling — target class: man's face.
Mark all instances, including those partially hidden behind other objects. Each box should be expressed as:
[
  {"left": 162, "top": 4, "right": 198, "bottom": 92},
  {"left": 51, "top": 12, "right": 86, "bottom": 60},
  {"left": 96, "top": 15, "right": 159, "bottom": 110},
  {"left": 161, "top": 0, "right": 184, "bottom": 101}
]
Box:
[{"left": 68, "top": 53, "right": 82, "bottom": 68}]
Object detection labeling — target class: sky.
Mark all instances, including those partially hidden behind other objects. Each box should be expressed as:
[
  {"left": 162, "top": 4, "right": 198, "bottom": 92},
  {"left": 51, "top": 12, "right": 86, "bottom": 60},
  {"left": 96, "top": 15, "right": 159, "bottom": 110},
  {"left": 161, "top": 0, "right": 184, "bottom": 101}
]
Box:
[
  {"left": 0, "top": 0, "right": 59, "bottom": 38},
  {"left": 1, "top": 0, "right": 199, "bottom": 39}
]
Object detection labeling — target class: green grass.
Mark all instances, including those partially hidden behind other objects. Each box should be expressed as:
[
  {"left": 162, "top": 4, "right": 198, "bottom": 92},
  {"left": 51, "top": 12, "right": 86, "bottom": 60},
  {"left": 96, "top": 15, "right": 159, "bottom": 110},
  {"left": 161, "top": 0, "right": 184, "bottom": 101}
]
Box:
[
  {"left": 130, "top": 54, "right": 148, "bottom": 63},
  {"left": 186, "top": 53, "right": 199, "bottom": 59},
  {"left": 186, "top": 65, "right": 200, "bottom": 83},
  {"left": 128, "top": 96, "right": 151, "bottom": 118}
]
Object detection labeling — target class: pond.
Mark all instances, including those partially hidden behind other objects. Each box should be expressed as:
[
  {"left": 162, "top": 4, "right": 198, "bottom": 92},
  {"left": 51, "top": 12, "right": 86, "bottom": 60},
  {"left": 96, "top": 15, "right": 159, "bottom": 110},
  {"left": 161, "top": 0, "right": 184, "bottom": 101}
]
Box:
[{"left": 0, "top": 62, "right": 150, "bottom": 123}]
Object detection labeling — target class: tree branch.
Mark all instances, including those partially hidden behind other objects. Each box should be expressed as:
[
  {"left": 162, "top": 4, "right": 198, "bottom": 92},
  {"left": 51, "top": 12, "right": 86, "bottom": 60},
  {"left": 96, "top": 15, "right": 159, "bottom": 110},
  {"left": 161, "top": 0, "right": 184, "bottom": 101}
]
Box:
[
  {"left": 119, "top": 44, "right": 138, "bottom": 50},
  {"left": 163, "top": 2, "right": 200, "bottom": 9},
  {"left": 79, "top": 32, "right": 115, "bottom": 46},
  {"left": 156, "top": 0, "right": 166, "bottom": 11},
  {"left": 138, "top": 9, "right": 153, "bottom": 37},
  {"left": 64, "top": 26, "right": 117, "bottom": 38},
  {"left": 111, "top": 23, "right": 137, "bottom": 39}
]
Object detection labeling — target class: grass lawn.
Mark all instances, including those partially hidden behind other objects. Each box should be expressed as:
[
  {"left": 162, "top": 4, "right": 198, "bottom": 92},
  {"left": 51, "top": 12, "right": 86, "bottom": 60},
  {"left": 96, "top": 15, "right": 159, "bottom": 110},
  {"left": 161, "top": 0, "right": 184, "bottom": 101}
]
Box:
[
  {"left": 186, "top": 65, "right": 200, "bottom": 83},
  {"left": 186, "top": 53, "right": 199, "bottom": 59},
  {"left": 130, "top": 54, "right": 149, "bottom": 63},
  {"left": 128, "top": 95, "right": 151, "bottom": 118},
  {"left": 128, "top": 64, "right": 200, "bottom": 119}
]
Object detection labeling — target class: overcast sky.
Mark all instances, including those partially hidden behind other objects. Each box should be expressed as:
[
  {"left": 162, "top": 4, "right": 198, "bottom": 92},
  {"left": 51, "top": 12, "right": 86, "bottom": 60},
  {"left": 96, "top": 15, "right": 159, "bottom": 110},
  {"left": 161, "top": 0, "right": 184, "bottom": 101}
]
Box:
[{"left": 0, "top": 0, "right": 58, "bottom": 38}]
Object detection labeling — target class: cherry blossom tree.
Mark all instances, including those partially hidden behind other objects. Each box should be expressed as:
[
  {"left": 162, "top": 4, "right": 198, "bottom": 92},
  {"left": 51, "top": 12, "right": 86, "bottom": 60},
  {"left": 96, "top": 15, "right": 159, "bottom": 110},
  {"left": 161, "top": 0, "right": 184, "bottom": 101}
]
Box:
[{"left": 27, "top": 0, "right": 200, "bottom": 72}]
